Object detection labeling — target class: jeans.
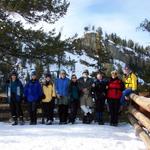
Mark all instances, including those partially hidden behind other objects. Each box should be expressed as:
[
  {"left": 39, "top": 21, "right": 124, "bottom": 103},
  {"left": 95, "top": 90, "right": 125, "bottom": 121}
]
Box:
[{"left": 120, "top": 89, "right": 133, "bottom": 106}]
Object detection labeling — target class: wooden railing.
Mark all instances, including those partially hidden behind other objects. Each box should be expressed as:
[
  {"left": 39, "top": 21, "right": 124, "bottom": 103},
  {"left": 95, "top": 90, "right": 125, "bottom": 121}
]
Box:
[{"left": 128, "top": 93, "right": 150, "bottom": 150}]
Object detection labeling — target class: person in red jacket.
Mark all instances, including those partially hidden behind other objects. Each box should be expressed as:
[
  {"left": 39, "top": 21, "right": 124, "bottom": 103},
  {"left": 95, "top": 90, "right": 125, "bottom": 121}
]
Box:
[{"left": 107, "top": 70, "right": 124, "bottom": 126}]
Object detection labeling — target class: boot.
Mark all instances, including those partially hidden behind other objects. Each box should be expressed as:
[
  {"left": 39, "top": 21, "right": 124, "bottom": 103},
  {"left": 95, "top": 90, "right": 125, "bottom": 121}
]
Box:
[
  {"left": 86, "top": 113, "right": 93, "bottom": 124},
  {"left": 41, "top": 118, "right": 45, "bottom": 124},
  {"left": 46, "top": 120, "right": 52, "bottom": 125},
  {"left": 19, "top": 116, "right": 25, "bottom": 125},
  {"left": 12, "top": 116, "right": 18, "bottom": 126},
  {"left": 83, "top": 115, "right": 87, "bottom": 124},
  {"left": 98, "top": 119, "right": 104, "bottom": 125}
]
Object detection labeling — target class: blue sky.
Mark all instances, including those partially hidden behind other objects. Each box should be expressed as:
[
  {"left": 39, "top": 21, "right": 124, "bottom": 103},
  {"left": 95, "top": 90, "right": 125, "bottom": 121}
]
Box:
[{"left": 37, "top": 0, "right": 150, "bottom": 46}]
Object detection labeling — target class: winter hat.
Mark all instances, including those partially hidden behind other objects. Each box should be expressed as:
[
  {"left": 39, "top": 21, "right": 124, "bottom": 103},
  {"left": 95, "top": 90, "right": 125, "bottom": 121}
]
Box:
[
  {"left": 45, "top": 73, "right": 51, "bottom": 78},
  {"left": 11, "top": 71, "right": 18, "bottom": 77},
  {"left": 124, "top": 65, "right": 131, "bottom": 71},
  {"left": 31, "top": 71, "right": 36, "bottom": 76},
  {"left": 83, "top": 69, "right": 89, "bottom": 75}
]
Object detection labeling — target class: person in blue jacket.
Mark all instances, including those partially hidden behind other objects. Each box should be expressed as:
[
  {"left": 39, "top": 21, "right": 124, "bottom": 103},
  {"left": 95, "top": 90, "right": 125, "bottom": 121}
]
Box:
[
  {"left": 24, "top": 71, "right": 42, "bottom": 125},
  {"left": 55, "top": 70, "right": 70, "bottom": 124},
  {"left": 6, "top": 71, "right": 24, "bottom": 125}
]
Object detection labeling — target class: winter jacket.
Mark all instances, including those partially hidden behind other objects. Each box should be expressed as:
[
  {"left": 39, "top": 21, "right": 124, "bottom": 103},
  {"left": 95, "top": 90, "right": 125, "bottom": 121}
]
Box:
[
  {"left": 68, "top": 81, "right": 80, "bottom": 101},
  {"left": 55, "top": 77, "right": 70, "bottom": 97},
  {"left": 78, "top": 77, "right": 93, "bottom": 96},
  {"left": 123, "top": 72, "right": 137, "bottom": 91},
  {"left": 42, "top": 81, "right": 56, "bottom": 103},
  {"left": 24, "top": 79, "right": 42, "bottom": 102},
  {"left": 7, "top": 79, "right": 23, "bottom": 102},
  {"left": 93, "top": 79, "right": 107, "bottom": 100},
  {"left": 107, "top": 77, "right": 124, "bottom": 100}
]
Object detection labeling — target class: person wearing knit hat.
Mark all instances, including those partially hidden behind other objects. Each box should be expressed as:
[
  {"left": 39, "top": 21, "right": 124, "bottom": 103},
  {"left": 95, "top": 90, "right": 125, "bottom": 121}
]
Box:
[
  {"left": 7, "top": 71, "right": 24, "bottom": 125},
  {"left": 78, "top": 70, "right": 94, "bottom": 124},
  {"left": 31, "top": 71, "right": 36, "bottom": 76},
  {"left": 120, "top": 65, "right": 138, "bottom": 107},
  {"left": 24, "top": 71, "right": 42, "bottom": 125}
]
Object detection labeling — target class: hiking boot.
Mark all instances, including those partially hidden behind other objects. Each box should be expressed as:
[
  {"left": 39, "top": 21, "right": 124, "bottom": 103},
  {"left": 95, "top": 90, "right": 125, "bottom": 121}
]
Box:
[
  {"left": 82, "top": 115, "right": 87, "bottom": 124},
  {"left": 12, "top": 120, "right": 18, "bottom": 126},
  {"left": 98, "top": 120, "right": 104, "bottom": 125},
  {"left": 41, "top": 118, "right": 45, "bottom": 124},
  {"left": 19, "top": 117, "right": 25, "bottom": 125},
  {"left": 87, "top": 113, "right": 93, "bottom": 124},
  {"left": 46, "top": 120, "right": 52, "bottom": 125},
  {"left": 12, "top": 117, "right": 18, "bottom": 126},
  {"left": 30, "top": 122, "right": 37, "bottom": 125}
]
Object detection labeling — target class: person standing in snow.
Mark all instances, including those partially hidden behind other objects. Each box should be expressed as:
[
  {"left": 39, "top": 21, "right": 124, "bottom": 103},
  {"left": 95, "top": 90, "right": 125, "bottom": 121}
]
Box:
[
  {"left": 92, "top": 72, "right": 107, "bottom": 125},
  {"left": 55, "top": 70, "right": 70, "bottom": 124},
  {"left": 120, "top": 65, "right": 138, "bottom": 106},
  {"left": 107, "top": 70, "right": 124, "bottom": 126},
  {"left": 6, "top": 71, "right": 24, "bottom": 125},
  {"left": 41, "top": 73, "right": 56, "bottom": 125},
  {"left": 68, "top": 74, "right": 80, "bottom": 124},
  {"left": 78, "top": 70, "right": 94, "bottom": 124},
  {"left": 24, "top": 71, "right": 42, "bottom": 125}
]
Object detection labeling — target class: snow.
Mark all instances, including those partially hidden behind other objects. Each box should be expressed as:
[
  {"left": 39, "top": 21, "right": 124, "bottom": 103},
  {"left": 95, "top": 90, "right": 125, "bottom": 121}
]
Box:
[
  {"left": 0, "top": 122, "right": 145, "bottom": 150},
  {"left": 49, "top": 51, "right": 97, "bottom": 78},
  {"left": 113, "top": 59, "right": 126, "bottom": 70},
  {"left": 108, "top": 40, "right": 115, "bottom": 45}
]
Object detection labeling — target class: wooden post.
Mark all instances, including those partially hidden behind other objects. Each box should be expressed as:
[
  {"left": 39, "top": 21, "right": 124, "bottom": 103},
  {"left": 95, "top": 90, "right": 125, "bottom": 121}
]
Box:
[
  {"left": 128, "top": 105, "right": 150, "bottom": 132},
  {"left": 128, "top": 114, "right": 150, "bottom": 150},
  {"left": 130, "top": 93, "right": 150, "bottom": 112}
]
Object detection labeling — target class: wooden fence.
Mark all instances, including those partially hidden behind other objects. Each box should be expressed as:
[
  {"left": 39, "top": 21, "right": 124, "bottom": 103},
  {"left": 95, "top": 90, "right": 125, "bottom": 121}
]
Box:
[{"left": 128, "top": 93, "right": 150, "bottom": 150}]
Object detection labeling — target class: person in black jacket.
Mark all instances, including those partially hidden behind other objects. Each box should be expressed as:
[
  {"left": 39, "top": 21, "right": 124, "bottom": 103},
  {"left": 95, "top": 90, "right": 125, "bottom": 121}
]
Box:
[
  {"left": 6, "top": 71, "right": 24, "bottom": 125},
  {"left": 68, "top": 74, "right": 80, "bottom": 124},
  {"left": 93, "top": 72, "right": 107, "bottom": 125}
]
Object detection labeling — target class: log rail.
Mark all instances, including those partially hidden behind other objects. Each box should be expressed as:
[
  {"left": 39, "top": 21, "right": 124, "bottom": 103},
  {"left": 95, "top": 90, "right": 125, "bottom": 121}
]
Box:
[{"left": 128, "top": 93, "right": 150, "bottom": 150}]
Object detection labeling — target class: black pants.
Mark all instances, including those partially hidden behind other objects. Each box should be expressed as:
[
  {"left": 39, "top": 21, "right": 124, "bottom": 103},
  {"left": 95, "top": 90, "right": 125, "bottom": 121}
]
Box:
[
  {"left": 58, "top": 104, "right": 68, "bottom": 123},
  {"left": 10, "top": 98, "right": 23, "bottom": 119},
  {"left": 69, "top": 100, "right": 79, "bottom": 123},
  {"left": 28, "top": 102, "right": 38, "bottom": 124},
  {"left": 42, "top": 100, "right": 55, "bottom": 121},
  {"left": 95, "top": 95, "right": 106, "bottom": 112},
  {"left": 95, "top": 95, "right": 105, "bottom": 122},
  {"left": 108, "top": 99, "right": 120, "bottom": 124}
]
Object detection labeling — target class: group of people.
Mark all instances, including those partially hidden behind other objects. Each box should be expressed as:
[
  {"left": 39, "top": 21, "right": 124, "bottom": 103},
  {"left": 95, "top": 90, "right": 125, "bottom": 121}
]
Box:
[{"left": 6, "top": 65, "right": 138, "bottom": 126}]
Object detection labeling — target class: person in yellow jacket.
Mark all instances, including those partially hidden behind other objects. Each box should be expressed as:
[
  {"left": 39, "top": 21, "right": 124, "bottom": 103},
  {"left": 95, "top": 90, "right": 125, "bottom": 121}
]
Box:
[
  {"left": 42, "top": 73, "right": 56, "bottom": 125},
  {"left": 120, "top": 65, "right": 138, "bottom": 106}
]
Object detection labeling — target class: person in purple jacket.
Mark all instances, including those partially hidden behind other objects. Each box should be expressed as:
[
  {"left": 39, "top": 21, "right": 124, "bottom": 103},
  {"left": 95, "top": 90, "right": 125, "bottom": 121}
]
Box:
[{"left": 24, "top": 71, "right": 42, "bottom": 125}]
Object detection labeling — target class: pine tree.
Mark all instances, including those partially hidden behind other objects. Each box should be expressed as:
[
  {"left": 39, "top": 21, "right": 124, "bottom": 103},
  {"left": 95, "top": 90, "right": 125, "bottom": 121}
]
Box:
[{"left": 0, "top": 0, "right": 70, "bottom": 66}]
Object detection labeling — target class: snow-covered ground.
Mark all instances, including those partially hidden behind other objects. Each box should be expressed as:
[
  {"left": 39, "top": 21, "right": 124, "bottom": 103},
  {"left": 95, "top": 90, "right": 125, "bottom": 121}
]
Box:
[{"left": 0, "top": 122, "right": 145, "bottom": 150}]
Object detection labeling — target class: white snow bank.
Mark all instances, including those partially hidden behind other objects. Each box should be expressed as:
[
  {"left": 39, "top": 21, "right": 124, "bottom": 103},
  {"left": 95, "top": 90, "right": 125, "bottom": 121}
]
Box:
[{"left": 0, "top": 122, "right": 145, "bottom": 150}]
